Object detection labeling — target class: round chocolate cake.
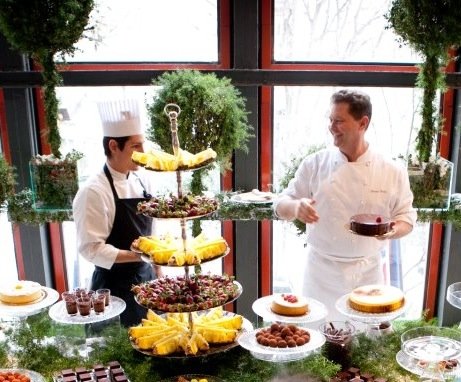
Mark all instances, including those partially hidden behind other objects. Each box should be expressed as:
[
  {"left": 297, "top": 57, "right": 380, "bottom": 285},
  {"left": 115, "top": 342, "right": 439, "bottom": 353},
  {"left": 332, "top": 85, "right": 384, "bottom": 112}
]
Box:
[{"left": 349, "top": 214, "right": 391, "bottom": 236}]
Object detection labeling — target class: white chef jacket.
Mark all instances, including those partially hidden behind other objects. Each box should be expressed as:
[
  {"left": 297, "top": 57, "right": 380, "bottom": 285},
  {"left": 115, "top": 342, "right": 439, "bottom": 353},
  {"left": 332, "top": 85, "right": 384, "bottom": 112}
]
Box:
[
  {"left": 73, "top": 163, "right": 156, "bottom": 270},
  {"left": 274, "top": 146, "right": 417, "bottom": 321}
]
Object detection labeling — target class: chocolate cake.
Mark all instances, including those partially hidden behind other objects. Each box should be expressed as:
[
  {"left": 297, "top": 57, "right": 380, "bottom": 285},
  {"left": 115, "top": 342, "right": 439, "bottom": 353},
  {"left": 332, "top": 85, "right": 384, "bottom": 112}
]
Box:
[
  {"left": 55, "top": 361, "right": 130, "bottom": 382},
  {"left": 349, "top": 214, "right": 392, "bottom": 236}
]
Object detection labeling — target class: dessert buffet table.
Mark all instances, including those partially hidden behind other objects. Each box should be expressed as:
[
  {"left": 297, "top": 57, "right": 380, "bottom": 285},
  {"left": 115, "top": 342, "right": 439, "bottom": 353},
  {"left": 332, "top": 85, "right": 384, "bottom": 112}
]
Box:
[{"left": 2, "top": 309, "right": 457, "bottom": 382}]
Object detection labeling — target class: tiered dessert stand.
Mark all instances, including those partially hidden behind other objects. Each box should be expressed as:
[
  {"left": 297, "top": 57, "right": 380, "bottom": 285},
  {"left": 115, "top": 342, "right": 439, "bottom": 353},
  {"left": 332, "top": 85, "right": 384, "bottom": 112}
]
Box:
[
  {"left": 335, "top": 293, "right": 407, "bottom": 336},
  {"left": 446, "top": 282, "right": 461, "bottom": 328},
  {"left": 132, "top": 103, "right": 249, "bottom": 358},
  {"left": 396, "top": 326, "right": 461, "bottom": 381}
]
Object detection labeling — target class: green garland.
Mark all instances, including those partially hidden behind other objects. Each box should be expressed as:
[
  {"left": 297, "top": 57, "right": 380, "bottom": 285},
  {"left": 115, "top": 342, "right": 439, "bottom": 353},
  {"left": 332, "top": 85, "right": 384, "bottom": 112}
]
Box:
[
  {"left": 0, "top": 0, "right": 95, "bottom": 158},
  {"left": 385, "top": 0, "right": 461, "bottom": 162},
  {"left": 4, "top": 310, "right": 456, "bottom": 381},
  {"left": 0, "top": 153, "right": 15, "bottom": 209}
]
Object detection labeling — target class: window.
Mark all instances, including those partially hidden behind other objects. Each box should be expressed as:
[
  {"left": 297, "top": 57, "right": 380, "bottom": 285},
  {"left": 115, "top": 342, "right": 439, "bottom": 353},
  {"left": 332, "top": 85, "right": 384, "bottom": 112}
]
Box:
[
  {"left": 273, "top": 0, "right": 421, "bottom": 63},
  {"left": 68, "top": 0, "right": 218, "bottom": 62}
]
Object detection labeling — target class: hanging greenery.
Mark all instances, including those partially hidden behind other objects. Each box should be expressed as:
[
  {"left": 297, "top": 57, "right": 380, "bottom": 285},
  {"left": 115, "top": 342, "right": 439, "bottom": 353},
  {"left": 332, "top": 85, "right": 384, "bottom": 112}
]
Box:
[
  {"left": 385, "top": 0, "right": 461, "bottom": 162},
  {"left": 0, "top": 153, "right": 15, "bottom": 209},
  {"left": 0, "top": 0, "right": 95, "bottom": 158}
]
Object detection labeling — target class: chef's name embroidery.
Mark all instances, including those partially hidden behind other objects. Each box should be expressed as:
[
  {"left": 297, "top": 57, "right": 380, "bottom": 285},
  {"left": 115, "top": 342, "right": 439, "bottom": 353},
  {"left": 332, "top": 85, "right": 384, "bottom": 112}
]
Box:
[{"left": 370, "top": 189, "right": 387, "bottom": 193}]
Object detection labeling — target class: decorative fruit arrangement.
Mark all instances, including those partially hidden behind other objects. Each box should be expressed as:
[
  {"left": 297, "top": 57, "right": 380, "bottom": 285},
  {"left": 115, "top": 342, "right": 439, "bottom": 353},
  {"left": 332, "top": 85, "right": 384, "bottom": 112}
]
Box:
[
  {"left": 132, "top": 147, "right": 217, "bottom": 171},
  {"left": 132, "top": 233, "right": 228, "bottom": 266},
  {"left": 255, "top": 323, "right": 311, "bottom": 348},
  {"left": 129, "top": 307, "right": 243, "bottom": 356},
  {"left": 131, "top": 274, "right": 240, "bottom": 312},
  {"left": 137, "top": 193, "right": 218, "bottom": 219}
]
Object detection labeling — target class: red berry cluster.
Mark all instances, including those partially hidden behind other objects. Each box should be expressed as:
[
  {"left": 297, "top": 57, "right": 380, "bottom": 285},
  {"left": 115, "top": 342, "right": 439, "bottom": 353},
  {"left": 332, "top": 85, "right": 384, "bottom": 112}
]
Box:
[{"left": 282, "top": 294, "right": 298, "bottom": 303}]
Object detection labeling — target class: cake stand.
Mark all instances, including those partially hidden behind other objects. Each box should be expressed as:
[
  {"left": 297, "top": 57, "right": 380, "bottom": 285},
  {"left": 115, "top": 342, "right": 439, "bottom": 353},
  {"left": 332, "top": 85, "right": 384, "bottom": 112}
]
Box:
[
  {"left": 335, "top": 293, "right": 407, "bottom": 335},
  {"left": 399, "top": 326, "right": 461, "bottom": 381},
  {"left": 446, "top": 282, "right": 461, "bottom": 328},
  {"left": 252, "top": 295, "right": 328, "bottom": 325},
  {"left": 0, "top": 287, "right": 59, "bottom": 319}
]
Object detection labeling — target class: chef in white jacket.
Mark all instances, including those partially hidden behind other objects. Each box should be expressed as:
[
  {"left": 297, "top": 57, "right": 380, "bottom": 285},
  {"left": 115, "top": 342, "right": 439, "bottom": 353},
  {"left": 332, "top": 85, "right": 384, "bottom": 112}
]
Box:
[
  {"left": 274, "top": 89, "right": 417, "bottom": 321},
  {"left": 73, "top": 99, "right": 161, "bottom": 326}
]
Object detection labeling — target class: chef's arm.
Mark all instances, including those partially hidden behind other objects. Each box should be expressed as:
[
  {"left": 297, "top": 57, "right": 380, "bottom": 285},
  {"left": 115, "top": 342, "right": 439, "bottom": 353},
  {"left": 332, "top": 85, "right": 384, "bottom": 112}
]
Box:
[
  {"left": 115, "top": 249, "right": 144, "bottom": 263},
  {"left": 275, "top": 197, "right": 319, "bottom": 224}
]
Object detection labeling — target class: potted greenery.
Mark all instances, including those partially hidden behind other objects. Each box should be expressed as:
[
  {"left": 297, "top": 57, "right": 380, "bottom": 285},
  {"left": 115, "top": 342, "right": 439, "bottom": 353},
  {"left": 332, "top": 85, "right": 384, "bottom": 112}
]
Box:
[
  {"left": 0, "top": 0, "right": 94, "bottom": 159},
  {"left": 0, "top": 153, "right": 15, "bottom": 210},
  {"left": 386, "top": 0, "right": 461, "bottom": 163},
  {"left": 0, "top": 0, "right": 94, "bottom": 210},
  {"left": 147, "top": 69, "right": 253, "bottom": 235}
]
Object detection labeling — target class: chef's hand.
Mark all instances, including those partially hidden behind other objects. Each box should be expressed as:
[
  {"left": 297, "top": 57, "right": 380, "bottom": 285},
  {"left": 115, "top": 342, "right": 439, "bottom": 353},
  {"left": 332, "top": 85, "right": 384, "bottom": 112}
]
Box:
[
  {"left": 376, "top": 221, "right": 412, "bottom": 241},
  {"left": 295, "top": 198, "right": 319, "bottom": 224}
]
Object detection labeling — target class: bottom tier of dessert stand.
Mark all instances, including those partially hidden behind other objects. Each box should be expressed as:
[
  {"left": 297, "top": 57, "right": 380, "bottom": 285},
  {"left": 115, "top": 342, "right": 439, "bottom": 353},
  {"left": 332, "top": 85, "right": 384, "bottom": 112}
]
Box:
[
  {"left": 335, "top": 293, "right": 407, "bottom": 336},
  {"left": 398, "top": 326, "right": 461, "bottom": 382},
  {"left": 446, "top": 282, "right": 461, "bottom": 328}
]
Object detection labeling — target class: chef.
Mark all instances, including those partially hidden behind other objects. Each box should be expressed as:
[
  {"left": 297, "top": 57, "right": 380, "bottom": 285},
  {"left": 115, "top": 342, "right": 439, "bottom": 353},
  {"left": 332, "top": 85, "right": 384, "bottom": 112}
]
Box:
[
  {"left": 274, "top": 89, "right": 417, "bottom": 321},
  {"left": 73, "top": 99, "right": 161, "bottom": 326}
]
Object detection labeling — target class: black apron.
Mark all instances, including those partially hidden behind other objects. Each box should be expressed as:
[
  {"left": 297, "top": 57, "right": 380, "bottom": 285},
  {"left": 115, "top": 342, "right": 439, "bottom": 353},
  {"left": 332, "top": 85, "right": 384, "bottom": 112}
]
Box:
[{"left": 90, "top": 164, "right": 155, "bottom": 327}]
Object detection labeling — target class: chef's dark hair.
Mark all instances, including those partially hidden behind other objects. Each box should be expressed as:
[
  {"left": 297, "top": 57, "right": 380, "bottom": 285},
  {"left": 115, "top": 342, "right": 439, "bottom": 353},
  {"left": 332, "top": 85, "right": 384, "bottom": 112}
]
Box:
[
  {"left": 103, "top": 136, "right": 130, "bottom": 157},
  {"left": 331, "top": 89, "right": 372, "bottom": 121}
]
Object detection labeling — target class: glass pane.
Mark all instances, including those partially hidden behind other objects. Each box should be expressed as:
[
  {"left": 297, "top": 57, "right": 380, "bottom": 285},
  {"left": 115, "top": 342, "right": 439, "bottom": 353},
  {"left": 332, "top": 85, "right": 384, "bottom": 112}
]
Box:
[
  {"left": 0, "top": 212, "right": 18, "bottom": 283},
  {"left": 272, "top": 86, "right": 427, "bottom": 319},
  {"left": 67, "top": 0, "right": 218, "bottom": 62},
  {"left": 57, "top": 86, "right": 223, "bottom": 288},
  {"left": 273, "top": 0, "right": 421, "bottom": 63}
]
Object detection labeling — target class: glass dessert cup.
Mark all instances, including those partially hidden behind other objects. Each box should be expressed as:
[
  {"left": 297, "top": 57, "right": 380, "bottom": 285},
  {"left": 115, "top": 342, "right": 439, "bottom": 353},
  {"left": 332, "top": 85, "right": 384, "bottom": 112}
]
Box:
[{"left": 401, "top": 326, "right": 461, "bottom": 382}]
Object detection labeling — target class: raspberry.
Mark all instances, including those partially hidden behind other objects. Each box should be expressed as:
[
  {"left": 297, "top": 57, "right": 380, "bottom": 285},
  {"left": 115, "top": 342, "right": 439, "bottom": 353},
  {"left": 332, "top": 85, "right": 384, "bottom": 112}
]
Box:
[{"left": 376, "top": 216, "right": 382, "bottom": 223}]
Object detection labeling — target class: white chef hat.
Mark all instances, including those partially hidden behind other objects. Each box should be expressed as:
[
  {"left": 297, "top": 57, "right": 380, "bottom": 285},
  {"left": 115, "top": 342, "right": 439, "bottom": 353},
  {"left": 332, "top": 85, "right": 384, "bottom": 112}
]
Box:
[{"left": 97, "top": 99, "right": 142, "bottom": 137}]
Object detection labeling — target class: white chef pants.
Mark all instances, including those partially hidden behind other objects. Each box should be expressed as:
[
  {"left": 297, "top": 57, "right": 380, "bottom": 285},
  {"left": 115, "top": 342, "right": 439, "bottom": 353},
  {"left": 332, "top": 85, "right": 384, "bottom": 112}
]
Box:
[{"left": 303, "top": 248, "right": 384, "bottom": 327}]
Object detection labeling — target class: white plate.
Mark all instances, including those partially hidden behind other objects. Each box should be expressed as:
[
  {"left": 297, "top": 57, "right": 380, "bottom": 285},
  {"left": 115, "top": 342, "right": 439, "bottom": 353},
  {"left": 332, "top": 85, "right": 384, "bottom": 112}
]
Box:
[
  {"left": 0, "top": 287, "right": 59, "bottom": 317},
  {"left": 238, "top": 327, "right": 325, "bottom": 362},
  {"left": 335, "top": 293, "right": 407, "bottom": 324},
  {"left": 252, "top": 295, "right": 328, "bottom": 323},
  {"left": 49, "top": 296, "right": 126, "bottom": 324},
  {"left": 230, "top": 190, "right": 275, "bottom": 204},
  {"left": 0, "top": 369, "right": 45, "bottom": 382},
  {"left": 396, "top": 350, "right": 461, "bottom": 378},
  {"left": 447, "top": 282, "right": 461, "bottom": 310}
]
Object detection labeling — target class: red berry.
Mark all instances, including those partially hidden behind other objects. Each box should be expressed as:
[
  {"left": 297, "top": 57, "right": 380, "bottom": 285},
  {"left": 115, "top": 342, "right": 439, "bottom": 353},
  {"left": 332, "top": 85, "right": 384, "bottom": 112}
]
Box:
[{"left": 376, "top": 216, "right": 382, "bottom": 223}]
